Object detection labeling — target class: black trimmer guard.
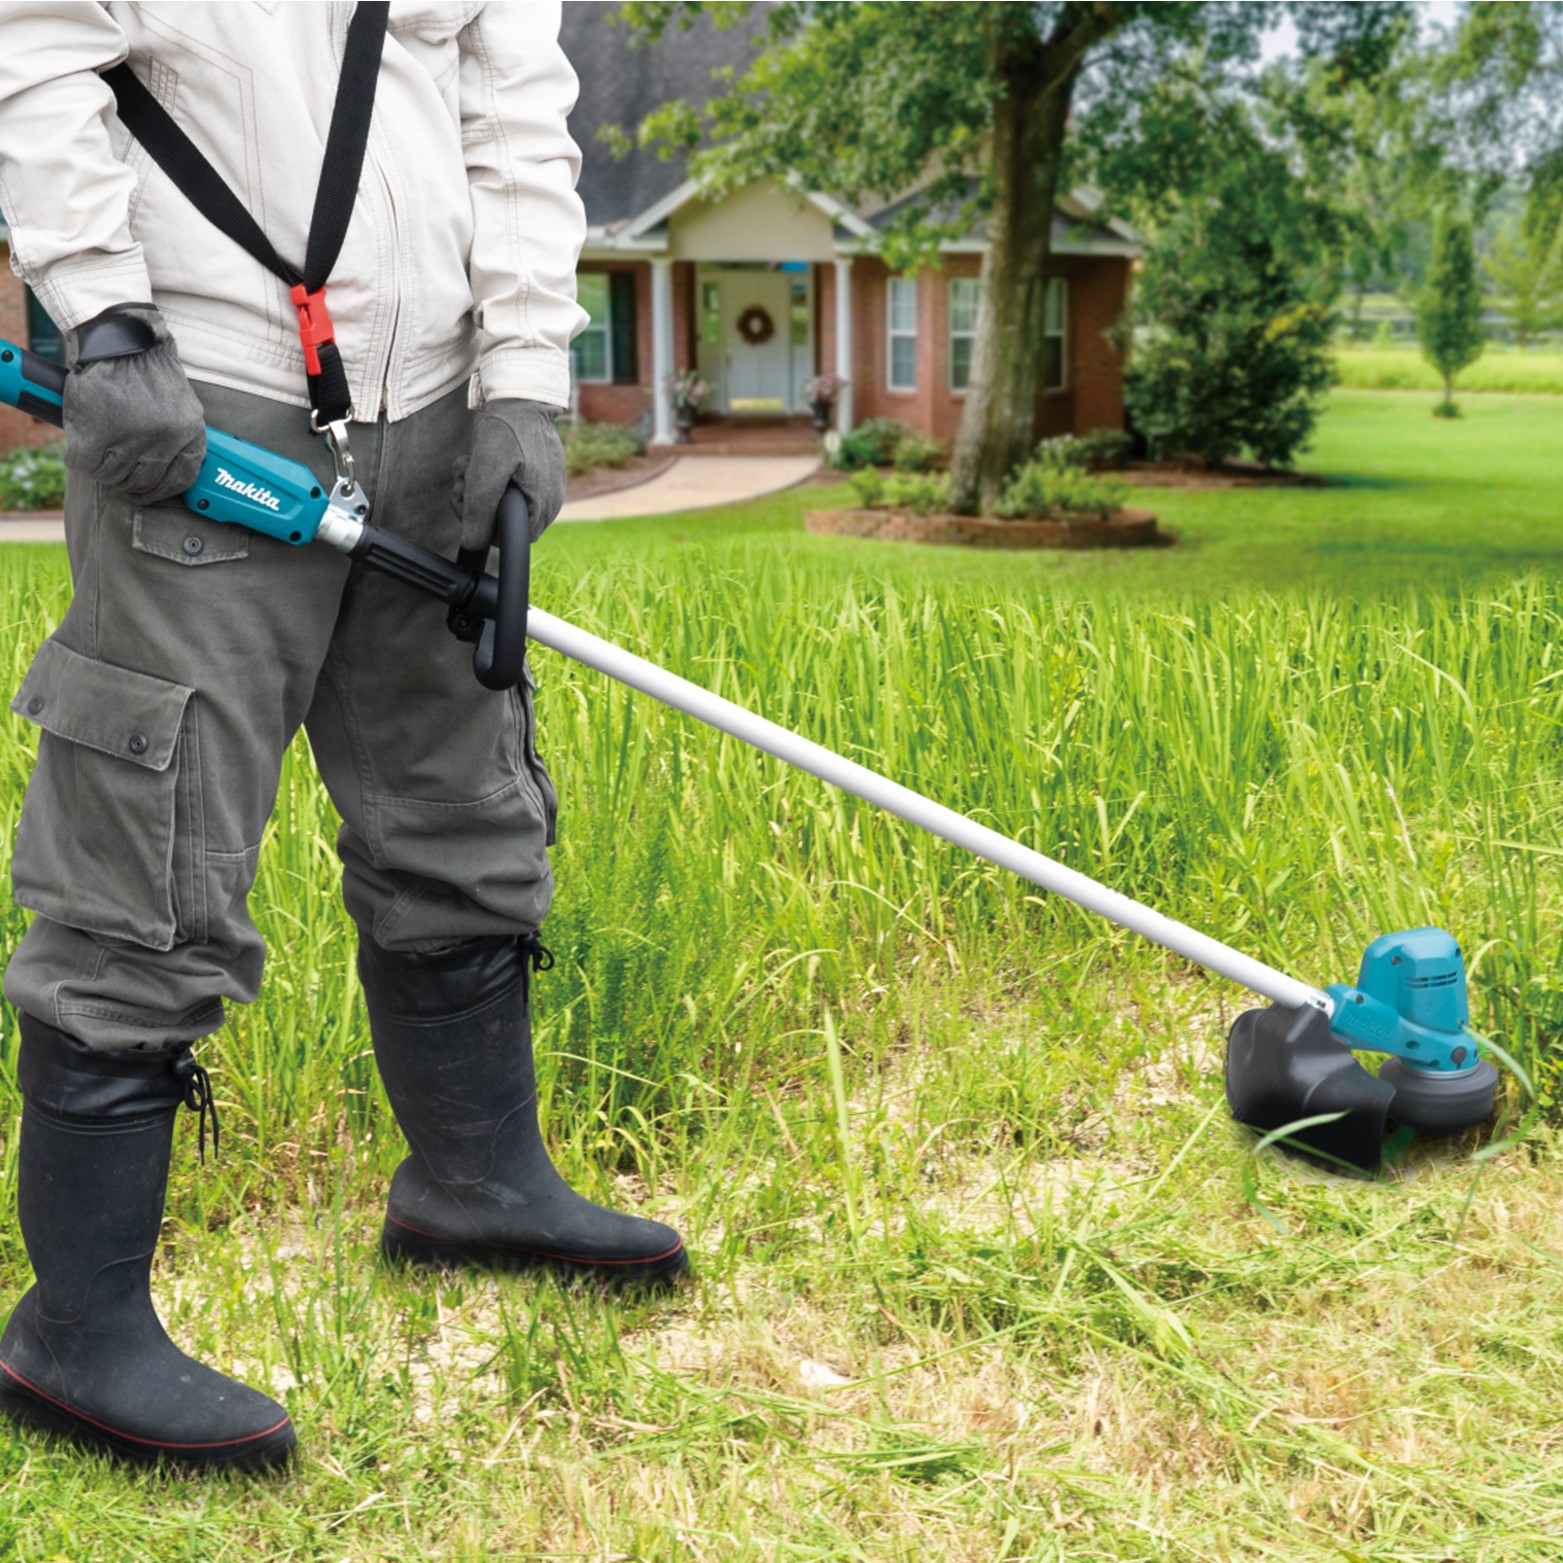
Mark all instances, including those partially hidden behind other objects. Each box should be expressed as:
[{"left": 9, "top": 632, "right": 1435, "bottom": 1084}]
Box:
[{"left": 1226, "top": 1003, "right": 1395, "bottom": 1175}]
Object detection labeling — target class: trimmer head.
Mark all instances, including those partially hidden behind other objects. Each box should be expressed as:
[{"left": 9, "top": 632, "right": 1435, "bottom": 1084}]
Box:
[
  {"left": 1226, "top": 1004, "right": 1397, "bottom": 1173},
  {"left": 1225, "top": 927, "right": 1500, "bottom": 1174}
]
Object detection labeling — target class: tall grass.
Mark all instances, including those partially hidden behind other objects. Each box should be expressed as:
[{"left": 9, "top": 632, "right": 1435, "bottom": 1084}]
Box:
[
  {"left": 2, "top": 420, "right": 1563, "bottom": 1554},
  {"left": 1334, "top": 343, "right": 1563, "bottom": 394},
  {"left": 530, "top": 558, "right": 1563, "bottom": 1113}
]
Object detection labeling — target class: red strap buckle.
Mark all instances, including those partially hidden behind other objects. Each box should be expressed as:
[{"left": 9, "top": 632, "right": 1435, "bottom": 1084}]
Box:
[{"left": 290, "top": 282, "right": 335, "bottom": 376}]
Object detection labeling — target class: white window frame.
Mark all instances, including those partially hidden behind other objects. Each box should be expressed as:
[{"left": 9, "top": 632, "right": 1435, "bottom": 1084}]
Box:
[
  {"left": 572, "top": 272, "right": 614, "bottom": 385},
  {"left": 1043, "top": 276, "right": 1067, "bottom": 391},
  {"left": 948, "top": 276, "right": 981, "bottom": 394},
  {"left": 886, "top": 276, "right": 918, "bottom": 393}
]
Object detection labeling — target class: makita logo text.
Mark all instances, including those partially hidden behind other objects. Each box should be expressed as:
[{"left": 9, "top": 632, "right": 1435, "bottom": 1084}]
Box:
[{"left": 214, "top": 468, "right": 282, "bottom": 512}]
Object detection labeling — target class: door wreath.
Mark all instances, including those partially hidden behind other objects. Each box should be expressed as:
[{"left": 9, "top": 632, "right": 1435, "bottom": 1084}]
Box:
[{"left": 736, "top": 304, "right": 776, "bottom": 346}]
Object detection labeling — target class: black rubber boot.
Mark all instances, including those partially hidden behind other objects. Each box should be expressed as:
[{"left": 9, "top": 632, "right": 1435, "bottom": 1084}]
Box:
[
  {"left": 0, "top": 1015, "right": 295, "bottom": 1470},
  {"left": 360, "top": 934, "right": 688, "bottom": 1288}
]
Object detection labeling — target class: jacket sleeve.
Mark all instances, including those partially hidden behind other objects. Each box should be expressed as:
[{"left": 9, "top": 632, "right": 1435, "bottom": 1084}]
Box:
[
  {"left": 458, "top": 1, "right": 588, "bottom": 411},
  {"left": 0, "top": 3, "right": 152, "bottom": 330}
]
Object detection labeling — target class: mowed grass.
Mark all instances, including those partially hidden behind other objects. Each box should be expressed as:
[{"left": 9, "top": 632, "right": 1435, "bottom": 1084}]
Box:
[
  {"left": 0, "top": 389, "right": 1562, "bottom": 1557},
  {"left": 1334, "top": 342, "right": 1563, "bottom": 395}
]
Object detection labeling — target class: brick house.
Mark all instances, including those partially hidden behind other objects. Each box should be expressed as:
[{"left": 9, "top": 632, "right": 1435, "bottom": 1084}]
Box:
[{"left": 562, "top": 2, "right": 1139, "bottom": 448}]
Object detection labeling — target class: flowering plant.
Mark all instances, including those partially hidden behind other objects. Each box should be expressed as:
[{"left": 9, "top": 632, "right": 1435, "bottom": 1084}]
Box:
[
  {"left": 664, "top": 370, "right": 710, "bottom": 414},
  {"left": 803, "top": 372, "right": 846, "bottom": 406}
]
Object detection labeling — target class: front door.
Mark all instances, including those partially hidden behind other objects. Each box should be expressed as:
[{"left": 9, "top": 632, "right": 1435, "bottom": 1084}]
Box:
[{"left": 722, "top": 271, "right": 794, "bottom": 412}]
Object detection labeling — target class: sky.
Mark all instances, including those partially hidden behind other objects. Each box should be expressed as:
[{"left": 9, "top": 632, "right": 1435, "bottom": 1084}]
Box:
[{"left": 1261, "top": 0, "right": 1461, "bottom": 62}]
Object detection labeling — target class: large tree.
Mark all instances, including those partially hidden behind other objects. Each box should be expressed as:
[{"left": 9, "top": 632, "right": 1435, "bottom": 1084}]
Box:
[{"left": 621, "top": 1, "right": 1408, "bottom": 513}]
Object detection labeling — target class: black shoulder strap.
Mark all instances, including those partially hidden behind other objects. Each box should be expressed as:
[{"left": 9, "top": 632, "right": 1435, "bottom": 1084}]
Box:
[{"left": 103, "top": 1, "right": 391, "bottom": 425}]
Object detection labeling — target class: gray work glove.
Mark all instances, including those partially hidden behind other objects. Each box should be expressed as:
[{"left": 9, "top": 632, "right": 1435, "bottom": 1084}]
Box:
[
  {"left": 451, "top": 399, "right": 567, "bottom": 550},
  {"left": 63, "top": 302, "right": 207, "bottom": 505}
]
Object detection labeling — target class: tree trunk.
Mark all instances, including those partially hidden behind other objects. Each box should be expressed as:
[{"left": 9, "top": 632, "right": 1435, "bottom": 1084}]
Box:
[{"left": 949, "top": 14, "right": 1099, "bottom": 516}]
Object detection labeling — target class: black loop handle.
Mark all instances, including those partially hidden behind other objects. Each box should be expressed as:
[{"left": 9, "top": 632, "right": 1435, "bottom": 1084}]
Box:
[
  {"left": 457, "top": 483, "right": 529, "bottom": 691},
  {"left": 72, "top": 304, "right": 160, "bottom": 364}
]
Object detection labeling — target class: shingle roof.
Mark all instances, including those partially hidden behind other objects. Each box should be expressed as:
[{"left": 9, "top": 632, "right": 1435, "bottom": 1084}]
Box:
[
  {"left": 562, "top": 2, "right": 776, "bottom": 231},
  {"left": 561, "top": 4, "right": 1139, "bottom": 254}
]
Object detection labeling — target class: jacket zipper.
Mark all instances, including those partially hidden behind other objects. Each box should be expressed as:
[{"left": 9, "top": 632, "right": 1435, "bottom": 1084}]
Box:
[{"left": 368, "top": 145, "right": 401, "bottom": 418}]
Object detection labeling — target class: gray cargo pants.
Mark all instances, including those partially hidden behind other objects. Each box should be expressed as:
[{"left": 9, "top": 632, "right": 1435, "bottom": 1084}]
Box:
[{"left": 4, "top": 381, "right": 557, "bottom": 1051}]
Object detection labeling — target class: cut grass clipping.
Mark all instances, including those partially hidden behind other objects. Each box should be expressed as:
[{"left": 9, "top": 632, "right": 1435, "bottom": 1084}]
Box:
[{"left": 0, "top": 389, "right": 1561, "bottom": 1558}]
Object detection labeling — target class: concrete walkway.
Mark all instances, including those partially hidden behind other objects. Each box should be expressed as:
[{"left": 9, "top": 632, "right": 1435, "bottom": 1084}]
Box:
[
  {"left": 556, "top": 454, "right": 819, "bottom": 523},
  {"left": 0, "top": 454, "right": 821, "bottom": 543},
  {"left": 0, "top": 516, "right": 64, "bottom": 542}
]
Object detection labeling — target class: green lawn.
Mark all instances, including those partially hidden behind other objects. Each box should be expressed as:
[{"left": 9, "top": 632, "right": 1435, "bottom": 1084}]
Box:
[
  {"left": 2, "top": 390, "right": 1563, "bottom": 1559},
  {"left": 1334, "top": 342, "right": 1563, "bottom": 395},
  {"left": 555, "top": 388, "right": 1563, "bottom": 601}
]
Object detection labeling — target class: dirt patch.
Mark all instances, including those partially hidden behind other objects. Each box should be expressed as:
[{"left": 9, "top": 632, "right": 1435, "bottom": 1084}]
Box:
[
  {"left": 565, "top": 450, "right": 677, "bottom": 504},
  {"left": 806, "top": 505, "right": 1167, "bottom": 550}
]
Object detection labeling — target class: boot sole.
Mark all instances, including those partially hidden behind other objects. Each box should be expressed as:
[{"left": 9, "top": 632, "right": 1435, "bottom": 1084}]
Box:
[
  {"left": 0, "top": 1361, "right": 296, "bottom": 1472},
  {"left": 382, "top": 1214, "right": 691, "bottom": 1290}
]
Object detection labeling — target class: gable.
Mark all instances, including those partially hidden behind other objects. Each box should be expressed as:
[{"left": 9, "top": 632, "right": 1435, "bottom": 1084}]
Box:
[{"left": 668, "top": 180, "right": 840, "bottom": 263}]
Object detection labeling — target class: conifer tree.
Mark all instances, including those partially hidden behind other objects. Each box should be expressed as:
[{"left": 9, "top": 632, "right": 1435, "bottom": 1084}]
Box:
[{"left": 1417, "top": 216, "right": 1486, "bottom": 415}]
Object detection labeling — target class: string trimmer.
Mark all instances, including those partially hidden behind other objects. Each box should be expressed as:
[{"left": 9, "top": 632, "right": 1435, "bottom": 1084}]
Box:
[{"left": 0, "top": 332, "right": 1500, "bottom": 1175}]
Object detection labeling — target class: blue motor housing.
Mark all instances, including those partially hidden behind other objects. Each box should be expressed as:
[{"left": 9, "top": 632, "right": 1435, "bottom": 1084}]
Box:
[{"left": 1326, "top": 927, "right": 1480, "bottom": 1072}]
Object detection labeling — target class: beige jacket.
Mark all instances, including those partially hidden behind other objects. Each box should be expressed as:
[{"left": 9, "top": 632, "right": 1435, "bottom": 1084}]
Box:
[{"left": 0, "top": 1, "right": 587, "bottom": 417}]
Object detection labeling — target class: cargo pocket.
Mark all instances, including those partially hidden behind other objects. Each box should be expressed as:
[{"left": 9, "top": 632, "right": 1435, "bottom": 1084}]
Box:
[
  {"left": 9, "top": 638, "right": 197, "bottom": 952},
  {"left": 131, "top": 501, "right": 250, "bottom": 566},
  {"left": 519, "top": 657, "right": 559, "bottom": 848}
]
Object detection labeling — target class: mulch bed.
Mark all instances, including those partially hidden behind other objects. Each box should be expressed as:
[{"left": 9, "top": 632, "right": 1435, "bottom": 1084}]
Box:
[
  {"left": 1123, "top": 458, "right": 1328, "bottom": 490},
  {"left": 565, "top": 450, "right": 678, "bottom": 503},
  {"left": 806, "top": 505, "right": 1168, "bottom": 550}
]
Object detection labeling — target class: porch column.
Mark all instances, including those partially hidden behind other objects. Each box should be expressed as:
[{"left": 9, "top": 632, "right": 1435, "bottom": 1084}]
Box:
[
  {"left": 651, "top": 256, "right": 675, "bottom": 445},
  {"left": 833, "top": 255, "right": 854, "bottom": 431}
]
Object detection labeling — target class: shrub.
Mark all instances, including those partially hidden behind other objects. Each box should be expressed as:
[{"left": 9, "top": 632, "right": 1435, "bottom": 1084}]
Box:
[
  {"left": 847, "top": 467, "right": 884, "bottom": 508},
  {"left": 562, "top": 420, "right": 644, "bottom": 477},
  {"left": 830, "top": 417, "right": 914, "bottom": 470},
  {"left": 847, "top": 468, "right": 951, "bottom": 514},
  {"left": 994, "top": 460, "right": 1127, "bottom": 520},
  {"left": 1418, "top": 214, "right": 1486, "bottom": 411},
  {"left": 1033, "top": 429, "right": 1131, "bottom": 473},
  {"left": 890, "top": 433, "right": 946, "bottom": 473},
  {"left": 0, "top": 444, "right": 68, "bottom": 511},
  {"left": 1123, "top": 203, "right": 1336, "bottom": 469}
]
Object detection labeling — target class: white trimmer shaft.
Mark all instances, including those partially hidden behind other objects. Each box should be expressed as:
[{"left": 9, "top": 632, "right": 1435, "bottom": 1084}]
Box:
[{"left": 527, "top": 608, "right": 1333, "bottom": 1016}]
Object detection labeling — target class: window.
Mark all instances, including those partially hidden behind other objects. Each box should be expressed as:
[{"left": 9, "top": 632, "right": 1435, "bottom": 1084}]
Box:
[
  {"left": 948, "top": 277, "right": 980, "bottom": 392},
  {"left": 886, "top": 276, "right": 918, "bottom": 391},
  {"left": 25, "top": 289, "right": 65, "bottom": 366},
  {"left": 1043, "top": 277, "right": 1067, "bottom": 391},
  {"left": 571, "top": 272, "right": 612, "bottom": 383},
  {"left": 789, "top": 276, "right": 809, "bottom": 347}
]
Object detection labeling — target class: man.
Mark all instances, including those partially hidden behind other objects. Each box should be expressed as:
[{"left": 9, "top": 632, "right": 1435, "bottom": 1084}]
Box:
[{"left": 0, "top": 1, "right": 686, "bottom": 1472}]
